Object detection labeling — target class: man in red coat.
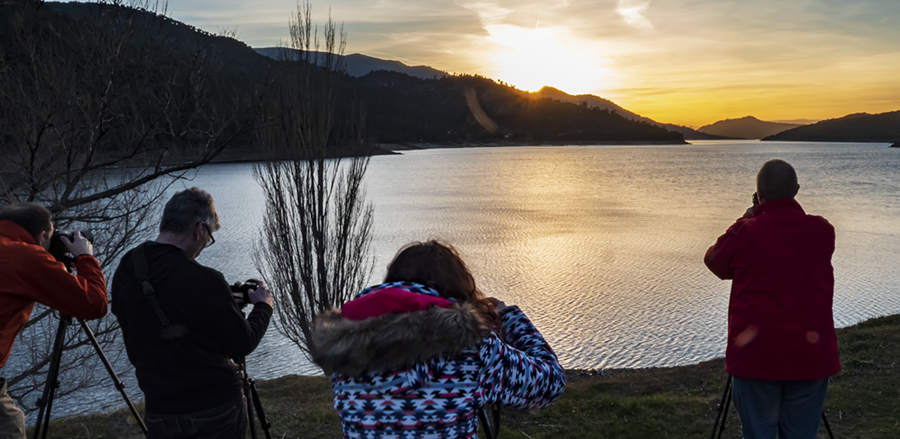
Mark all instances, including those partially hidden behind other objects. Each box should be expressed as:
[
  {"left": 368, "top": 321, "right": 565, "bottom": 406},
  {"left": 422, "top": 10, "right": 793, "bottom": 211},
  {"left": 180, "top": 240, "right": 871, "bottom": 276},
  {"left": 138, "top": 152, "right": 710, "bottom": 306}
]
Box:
[
  {"left": 0, "top": 203, "right": 108, "bottom": 439},
  {"left": 705, "top": 159, "right": 840, "bottom": 439}
]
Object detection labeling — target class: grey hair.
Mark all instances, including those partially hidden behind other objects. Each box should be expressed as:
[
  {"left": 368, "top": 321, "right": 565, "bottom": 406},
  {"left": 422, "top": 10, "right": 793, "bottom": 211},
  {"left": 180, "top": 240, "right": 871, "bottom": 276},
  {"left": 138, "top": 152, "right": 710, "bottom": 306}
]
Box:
[{"left": 159, "top": 187, "right": 220, "bottom": 234}]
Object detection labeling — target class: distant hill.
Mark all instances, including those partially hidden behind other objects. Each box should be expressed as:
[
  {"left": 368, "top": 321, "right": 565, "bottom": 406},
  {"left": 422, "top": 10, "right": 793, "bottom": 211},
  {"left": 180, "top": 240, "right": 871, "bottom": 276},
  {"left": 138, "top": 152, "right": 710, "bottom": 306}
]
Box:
[
  {"left": 46, "top": 2, "right": 273, "bottom": 77},
  {"left": 4, "top": 1, "right": 685, "bottom": 151},
  {"left": 698, "top": 116, "right": 802, "bottom": 139},
  {"left": 254, "top": 47, "right": 447, "bottom": 80},
  {"left": 536, "top": 87, "right": 726, "bottom": 140},
  {"left": 762, "top": 111, "right": 900, "bottom": 143},
  {"left": 353, "top": 71, "right": 685, "bottom": 144}
]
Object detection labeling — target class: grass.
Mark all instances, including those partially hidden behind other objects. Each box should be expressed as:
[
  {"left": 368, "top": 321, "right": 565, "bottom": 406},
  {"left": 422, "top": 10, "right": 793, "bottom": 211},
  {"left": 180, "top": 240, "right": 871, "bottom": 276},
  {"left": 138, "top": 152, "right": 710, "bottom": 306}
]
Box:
[{"left": 36, "top": 314, "right": 900, "bottom": 438}]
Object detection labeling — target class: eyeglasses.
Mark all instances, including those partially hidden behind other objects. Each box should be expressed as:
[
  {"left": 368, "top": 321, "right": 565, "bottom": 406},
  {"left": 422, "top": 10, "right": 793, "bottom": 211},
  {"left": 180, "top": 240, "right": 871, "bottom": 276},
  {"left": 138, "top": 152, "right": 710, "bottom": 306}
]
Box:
[{"left": 202, "top": 223, "right": 215, "bottom": 247}]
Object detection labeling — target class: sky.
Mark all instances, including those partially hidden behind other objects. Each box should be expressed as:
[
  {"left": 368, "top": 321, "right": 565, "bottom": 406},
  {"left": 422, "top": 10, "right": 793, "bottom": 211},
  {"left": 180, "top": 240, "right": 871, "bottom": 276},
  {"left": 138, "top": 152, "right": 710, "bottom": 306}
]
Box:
[{"left": 164, "top": 0, "right": 900, "bottom": 127}]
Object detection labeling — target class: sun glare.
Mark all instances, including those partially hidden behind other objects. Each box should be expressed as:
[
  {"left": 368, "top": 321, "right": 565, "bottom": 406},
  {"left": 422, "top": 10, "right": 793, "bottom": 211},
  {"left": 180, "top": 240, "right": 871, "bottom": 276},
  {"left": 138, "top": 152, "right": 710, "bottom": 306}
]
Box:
[{"left": 486, "top": 25, "right": 615, "bottom": 95}]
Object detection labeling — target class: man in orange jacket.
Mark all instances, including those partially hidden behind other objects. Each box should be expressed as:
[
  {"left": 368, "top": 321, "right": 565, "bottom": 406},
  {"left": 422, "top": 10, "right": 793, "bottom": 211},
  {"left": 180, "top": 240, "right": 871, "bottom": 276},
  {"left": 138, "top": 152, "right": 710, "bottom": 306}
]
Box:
[{"left": 0, "top": 203, "right": 108, "bottom": 439}]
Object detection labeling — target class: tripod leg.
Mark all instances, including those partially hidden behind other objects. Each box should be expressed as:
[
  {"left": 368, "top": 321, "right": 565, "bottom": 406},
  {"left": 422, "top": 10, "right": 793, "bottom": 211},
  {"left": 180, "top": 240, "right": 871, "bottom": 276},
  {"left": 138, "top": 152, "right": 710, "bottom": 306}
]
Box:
[
  {"left": 33, "top": 316, "right": 69, "bottom": 439},
  {"left": 821, "top": 411, "right": 835, "bottom": 439},
  {"left": 717, "top": 379, "right": 733, "bottom": 439},
  {"left": 248, "top": 378, "right": 272, "bottom": 439},
  {"left": 709, "top": 374, "right": 732, "bottom": 439},
  {"left": 78, "top": 321, "right": 148, "bottom": 437},
  {"left": 245, "top": 383, "right": 258, "bottom": 439}
]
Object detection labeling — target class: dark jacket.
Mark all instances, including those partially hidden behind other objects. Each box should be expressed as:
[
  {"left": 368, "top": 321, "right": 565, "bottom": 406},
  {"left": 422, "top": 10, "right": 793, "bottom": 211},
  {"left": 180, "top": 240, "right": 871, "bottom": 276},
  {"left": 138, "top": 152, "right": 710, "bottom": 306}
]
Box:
[
  {"left": 705, "top": 198, "right": 840, "bottom": 380},
  {"left": 312, "top": 282, "right": 566, "bottom": 438},
  {"left": 111, "top": 241, "right": 271, "bottom": 414},
  {"left": 0, "top": 220, "right": 107, "bottom": 368}
]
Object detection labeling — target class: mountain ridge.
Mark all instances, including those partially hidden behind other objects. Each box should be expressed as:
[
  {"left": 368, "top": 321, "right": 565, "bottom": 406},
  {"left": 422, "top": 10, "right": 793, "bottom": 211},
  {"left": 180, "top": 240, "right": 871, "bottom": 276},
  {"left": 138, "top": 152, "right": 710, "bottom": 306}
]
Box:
[
  {"left": 535, "top": 86, "right": 727, "bottom": 140},
  {"left": 762, "top": 111, "right": 900, "bottom": 143},
  {"left": 698, "top": 116, "right": 802, "bottom": 139},
  {"left": 254, "top": 47, "right": 448, "bottom": 80}
]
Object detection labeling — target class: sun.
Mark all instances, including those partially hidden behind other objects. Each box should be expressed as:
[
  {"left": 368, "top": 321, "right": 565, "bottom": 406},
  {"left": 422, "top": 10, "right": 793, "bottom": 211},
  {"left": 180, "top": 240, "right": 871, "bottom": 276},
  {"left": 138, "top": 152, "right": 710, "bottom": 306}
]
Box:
[{"left": 485, "top": 24, "right": 615, "bottom": 95}]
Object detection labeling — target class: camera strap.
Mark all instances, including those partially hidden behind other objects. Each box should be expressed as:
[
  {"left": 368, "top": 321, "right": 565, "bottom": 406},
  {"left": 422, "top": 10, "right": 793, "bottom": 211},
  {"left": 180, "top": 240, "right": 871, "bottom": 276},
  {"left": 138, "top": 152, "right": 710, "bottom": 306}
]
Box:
[{"left": 131, "top": 242, "right": 187, "bottom": 339}]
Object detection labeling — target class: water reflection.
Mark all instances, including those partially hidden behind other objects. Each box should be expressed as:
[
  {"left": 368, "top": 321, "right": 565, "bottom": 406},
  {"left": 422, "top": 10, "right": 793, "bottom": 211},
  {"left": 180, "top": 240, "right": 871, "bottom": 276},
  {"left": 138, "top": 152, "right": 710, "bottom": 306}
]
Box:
[{"left": 198, "top": 142, "right": 900, "bottom": 375}]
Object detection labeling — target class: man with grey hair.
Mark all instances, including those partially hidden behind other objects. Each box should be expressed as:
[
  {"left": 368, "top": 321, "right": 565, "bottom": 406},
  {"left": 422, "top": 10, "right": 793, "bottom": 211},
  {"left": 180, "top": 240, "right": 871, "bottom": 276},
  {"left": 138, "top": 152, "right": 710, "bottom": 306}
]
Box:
[
  {"left": 705, "top": 160, "right": 840, "bottom": 439},
  {"left": 112, "top": 187, "right": 273, "bottom": 439}
]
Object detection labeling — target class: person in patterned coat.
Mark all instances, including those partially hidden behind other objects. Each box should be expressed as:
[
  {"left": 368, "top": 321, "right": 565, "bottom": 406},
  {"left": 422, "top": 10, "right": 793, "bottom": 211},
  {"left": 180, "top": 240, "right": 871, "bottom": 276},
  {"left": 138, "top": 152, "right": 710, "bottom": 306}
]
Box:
[{"left": 312, "top": 240, "right": 566, "bottom": 439}]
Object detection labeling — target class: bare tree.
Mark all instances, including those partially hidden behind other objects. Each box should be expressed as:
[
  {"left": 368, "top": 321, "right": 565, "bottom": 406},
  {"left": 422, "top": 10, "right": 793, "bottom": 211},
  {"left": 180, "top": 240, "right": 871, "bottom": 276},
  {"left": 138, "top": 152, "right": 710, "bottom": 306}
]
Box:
[
  {"left": 0, "top": 0, "right": 259, "bottom": 412},
  {"left": 253, "top": 2, "right": 374, "bottom": 357}
]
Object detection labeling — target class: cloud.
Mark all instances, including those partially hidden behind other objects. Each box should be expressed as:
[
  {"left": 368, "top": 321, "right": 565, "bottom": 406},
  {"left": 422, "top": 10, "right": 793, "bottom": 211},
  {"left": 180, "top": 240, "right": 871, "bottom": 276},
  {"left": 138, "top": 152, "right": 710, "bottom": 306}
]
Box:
[
  {"left": 615, "top": 0, "right": 653, "bottom": 31},
  {"left": 160, "top": 0, "right": 900, "bottom": 126}
]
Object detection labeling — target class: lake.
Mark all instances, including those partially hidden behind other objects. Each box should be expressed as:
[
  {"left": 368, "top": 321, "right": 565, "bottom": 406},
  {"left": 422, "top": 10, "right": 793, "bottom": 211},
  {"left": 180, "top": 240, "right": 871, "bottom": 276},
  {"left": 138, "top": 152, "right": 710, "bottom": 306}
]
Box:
[{"left": 22, "top": 140, "right": 900, "bottom": 417}]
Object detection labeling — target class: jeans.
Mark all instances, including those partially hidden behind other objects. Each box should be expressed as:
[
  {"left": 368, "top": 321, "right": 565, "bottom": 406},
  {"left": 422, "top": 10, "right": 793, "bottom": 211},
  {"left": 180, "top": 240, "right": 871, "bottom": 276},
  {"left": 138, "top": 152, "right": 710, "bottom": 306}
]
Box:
[
  {"left": 731, "top": 376, "right": 829, "bottom": 439},
  {"left": 0, "top": 378, "right": 26, "bottom": 439},
  {"left": 145, "top": 393, "right": 247, "bottom": 439}
]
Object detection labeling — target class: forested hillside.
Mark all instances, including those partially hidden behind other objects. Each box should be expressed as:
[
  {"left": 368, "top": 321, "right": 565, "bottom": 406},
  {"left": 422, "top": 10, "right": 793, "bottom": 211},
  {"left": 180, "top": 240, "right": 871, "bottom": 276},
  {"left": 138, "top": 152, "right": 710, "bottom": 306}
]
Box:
[
  {"left": 1, "top": 0, "right": 685, "bottom": 161},
  {"left": 762, "top": 111, "right": 900, "bottom": 143}
]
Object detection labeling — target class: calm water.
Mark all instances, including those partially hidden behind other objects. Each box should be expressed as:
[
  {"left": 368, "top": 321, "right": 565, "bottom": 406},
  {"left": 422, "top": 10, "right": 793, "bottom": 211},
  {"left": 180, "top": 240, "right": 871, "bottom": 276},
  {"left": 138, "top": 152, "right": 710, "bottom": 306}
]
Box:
[{"left": 22, "top": 140, "right": 900, "bottom": 417}]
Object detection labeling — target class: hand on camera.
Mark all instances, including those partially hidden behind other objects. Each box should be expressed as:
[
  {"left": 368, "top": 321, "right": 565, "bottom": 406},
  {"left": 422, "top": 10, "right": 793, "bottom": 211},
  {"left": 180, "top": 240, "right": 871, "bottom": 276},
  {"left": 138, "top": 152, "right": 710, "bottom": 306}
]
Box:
[
  {"left": 248, "top": 281, "right": 274, "bottom": 307},
  {"left": 61, "top": 231, "right": 93, "bottom": 258}
]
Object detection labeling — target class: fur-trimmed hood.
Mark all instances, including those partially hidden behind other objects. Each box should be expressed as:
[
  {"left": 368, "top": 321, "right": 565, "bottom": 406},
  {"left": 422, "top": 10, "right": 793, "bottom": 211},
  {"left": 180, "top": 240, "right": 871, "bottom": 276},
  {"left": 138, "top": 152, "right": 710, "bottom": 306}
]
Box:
[{"left": 311, "top": 283, "right": 488, "bottom": 377}]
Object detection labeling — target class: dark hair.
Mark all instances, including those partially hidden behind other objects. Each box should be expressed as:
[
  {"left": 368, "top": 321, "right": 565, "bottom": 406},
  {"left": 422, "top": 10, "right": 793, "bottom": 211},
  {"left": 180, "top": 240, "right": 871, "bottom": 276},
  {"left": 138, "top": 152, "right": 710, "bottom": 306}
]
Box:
[
  {"left": 0, "top": 202, "right": 53, "bottom": 237},
  {"left": 757, "top": 159, "right": 799, "bottom": 201},
  {"left": 385, "top": 240, "right": 499, "bottom": 328},
  {"left": 159, "top": 187, "right": 220, "bottom": 234}
]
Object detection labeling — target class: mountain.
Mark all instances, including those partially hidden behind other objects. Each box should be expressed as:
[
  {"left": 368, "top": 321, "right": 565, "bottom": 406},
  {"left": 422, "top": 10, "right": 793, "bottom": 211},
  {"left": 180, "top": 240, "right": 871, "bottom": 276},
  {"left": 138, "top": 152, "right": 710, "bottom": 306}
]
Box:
[
  {"left": 254, "top": 47, "right": 447, "bottom": 80},
  {"left": 536, "top": 87, "right": 726, "bottom": 140},
  {"left": 762, "top": 111, "right": 900, "bottom": 143},
  {"left": 45, "top": 2, "right": 273, "bottom": 77},
  {"left": 352, "top": 71, "right": 685, "bottom": 144},
  {"left": 698, "top": 116, "right": 802, "bottom": 139},
  {"left": 5, "top": 1, "right": 685, "bottom": 150}
]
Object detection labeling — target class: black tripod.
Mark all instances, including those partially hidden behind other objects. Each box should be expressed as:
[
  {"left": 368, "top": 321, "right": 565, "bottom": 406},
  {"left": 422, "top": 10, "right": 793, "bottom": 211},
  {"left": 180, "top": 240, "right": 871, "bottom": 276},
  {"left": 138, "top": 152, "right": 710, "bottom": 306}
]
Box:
[
  {"left": 32, "top": 313, "right": 148, "bottom": 438},
  {"left": 235, "top": 356, "right": 272, "bottom": 439},
  {"left": 710, "top": 374, "right": 836, "bottom": 439},
  {"left": 478, "top": 404, "right": 501, "bottom": 439}
]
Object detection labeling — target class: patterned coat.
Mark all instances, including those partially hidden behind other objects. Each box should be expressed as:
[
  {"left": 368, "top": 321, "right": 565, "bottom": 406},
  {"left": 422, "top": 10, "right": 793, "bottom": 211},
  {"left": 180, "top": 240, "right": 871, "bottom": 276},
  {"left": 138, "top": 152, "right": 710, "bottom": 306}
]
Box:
[{"left": 312, "top": 282, "right": 566, "bottom": 439}]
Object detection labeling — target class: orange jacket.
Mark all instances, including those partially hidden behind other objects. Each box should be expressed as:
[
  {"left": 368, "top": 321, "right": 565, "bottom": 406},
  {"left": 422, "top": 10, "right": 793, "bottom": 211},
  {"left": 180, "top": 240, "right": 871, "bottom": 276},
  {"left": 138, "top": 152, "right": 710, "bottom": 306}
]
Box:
[{"left": 0, "top": 220, "right": 108, "bottom": 368}]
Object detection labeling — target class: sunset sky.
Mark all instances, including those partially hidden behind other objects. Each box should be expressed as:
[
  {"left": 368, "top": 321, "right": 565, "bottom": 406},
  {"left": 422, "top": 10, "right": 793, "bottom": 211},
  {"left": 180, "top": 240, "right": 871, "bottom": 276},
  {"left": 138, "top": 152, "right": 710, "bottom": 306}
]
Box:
[{"left": 165, "top": 0, "right": 899, "bottom": 127}]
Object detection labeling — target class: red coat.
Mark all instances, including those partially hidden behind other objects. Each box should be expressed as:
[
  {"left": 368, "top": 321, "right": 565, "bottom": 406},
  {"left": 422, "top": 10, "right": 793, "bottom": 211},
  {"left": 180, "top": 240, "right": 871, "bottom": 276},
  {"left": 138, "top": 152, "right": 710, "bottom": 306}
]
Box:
[
  {"left": 705, "top": 199, "right": 840, "bottom": 380},
  {"left": 0, "top": 220, "right": 108, "bottom": 368}
]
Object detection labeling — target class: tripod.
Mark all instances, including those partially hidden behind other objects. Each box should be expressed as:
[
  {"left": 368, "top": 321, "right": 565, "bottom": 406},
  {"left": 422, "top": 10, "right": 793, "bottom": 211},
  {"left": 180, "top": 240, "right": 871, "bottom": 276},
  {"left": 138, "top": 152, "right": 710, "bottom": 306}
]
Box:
[
  {"left": 235, "top": 356, "right": 272, "bottom": 439},
  {"left": 710, "top": 374, "right": 836, "bottom": 439},
  {"left": 478, "top": 404, "right": 501, "bottom": 439},
  {"left": 32, "top": 313, "right": 148, "bottom": 439}
]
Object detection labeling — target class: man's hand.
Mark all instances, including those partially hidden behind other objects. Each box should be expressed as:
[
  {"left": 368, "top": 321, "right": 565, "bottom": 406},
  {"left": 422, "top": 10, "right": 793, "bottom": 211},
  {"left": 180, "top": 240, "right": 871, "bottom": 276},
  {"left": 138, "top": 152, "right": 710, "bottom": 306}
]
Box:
[
  {"left": 248, "top": 281, "right": 274, "bottom": 307},
  {"left": 61, "top": 231, "right": 93, "bottom": 257}
]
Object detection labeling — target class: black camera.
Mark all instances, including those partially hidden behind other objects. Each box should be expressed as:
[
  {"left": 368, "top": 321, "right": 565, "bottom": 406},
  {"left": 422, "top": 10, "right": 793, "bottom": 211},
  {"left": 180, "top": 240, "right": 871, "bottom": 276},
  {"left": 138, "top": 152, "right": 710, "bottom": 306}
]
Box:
[
  {"left": 49, "top": 230, "right": 94, "bottom": 271},
  {"left": 230, "top": 279, "right": 259, "bottom": 307}
]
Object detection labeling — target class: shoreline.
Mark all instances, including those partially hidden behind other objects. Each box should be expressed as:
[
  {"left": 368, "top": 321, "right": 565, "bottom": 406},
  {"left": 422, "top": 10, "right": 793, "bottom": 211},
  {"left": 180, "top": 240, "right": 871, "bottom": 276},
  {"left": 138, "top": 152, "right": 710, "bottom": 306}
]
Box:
[
  {"left": 38, "top": 313, "right": 900, "bottom": 438},
  {"left": 205, "top": 139, "right": 691, "bottom": 164}
]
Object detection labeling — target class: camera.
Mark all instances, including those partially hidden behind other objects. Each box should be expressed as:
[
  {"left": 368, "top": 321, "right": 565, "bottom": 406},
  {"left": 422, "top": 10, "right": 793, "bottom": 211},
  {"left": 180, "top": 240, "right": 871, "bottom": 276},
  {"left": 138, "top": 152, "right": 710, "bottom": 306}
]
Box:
[
  {"left": 49, "top": 230, "right": 94, "bottom": 271},
  {"left": 230, "top": 279, "right": 259, "bottom": 307}
]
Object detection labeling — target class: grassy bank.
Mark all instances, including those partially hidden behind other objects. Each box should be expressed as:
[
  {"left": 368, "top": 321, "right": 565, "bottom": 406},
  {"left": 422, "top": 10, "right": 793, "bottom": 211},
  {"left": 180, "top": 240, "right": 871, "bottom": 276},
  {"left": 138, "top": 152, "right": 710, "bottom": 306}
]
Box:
[{"left": 38, "top": 314, "right": 899, "bottom": 438}]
